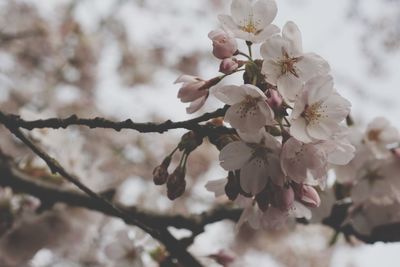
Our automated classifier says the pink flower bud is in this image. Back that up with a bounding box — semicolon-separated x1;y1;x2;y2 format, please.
219;58;239;74
208;29;237;59
266;89;283;109
299;185;321;208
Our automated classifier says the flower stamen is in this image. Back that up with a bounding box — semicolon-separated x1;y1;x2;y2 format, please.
301;101;324;124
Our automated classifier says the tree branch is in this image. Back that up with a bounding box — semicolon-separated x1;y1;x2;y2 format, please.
0;107;228;134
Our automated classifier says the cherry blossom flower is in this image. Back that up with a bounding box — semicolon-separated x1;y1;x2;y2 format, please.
333;128;374;184
347;200;400;236
208;29;238;59
364;117;400;158
261;21;330;101
281;137;328;185
351;158;400;205
316;130;355;166
219;129;283;195
235;194;311;231
289;75;351;143
175;75;209;114
213;84;274;133
218;0;279;43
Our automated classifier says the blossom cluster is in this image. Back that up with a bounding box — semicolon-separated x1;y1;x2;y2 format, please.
173;0;356;230
335;117;400;235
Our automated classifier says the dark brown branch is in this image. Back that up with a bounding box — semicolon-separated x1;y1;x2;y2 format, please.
0;106;228;134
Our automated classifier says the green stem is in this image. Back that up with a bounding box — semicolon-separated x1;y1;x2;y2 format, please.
246;41;253;59
237;51;252;60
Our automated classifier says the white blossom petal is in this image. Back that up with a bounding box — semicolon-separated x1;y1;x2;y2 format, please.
290;118;313;143
231;0;253;26
205;178;227;197
289;201;312;220
253;0;278;27
219;141;253;171
260;35;288;60
240;158;269;195
225;102;268;132
218;14;240;33
297;52;330;81
186;95;207;114
251;24;280;43
282;21;303;55
277;73;303;102
305;75;334;103
261;59;281;85
213;85;246;105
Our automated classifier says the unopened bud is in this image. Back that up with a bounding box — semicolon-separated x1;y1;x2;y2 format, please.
266;89;283;110
299;185;321;208
166;167;186;200
208;29;238;59
219;58;239;74
178;131;203;154
152;157;171;185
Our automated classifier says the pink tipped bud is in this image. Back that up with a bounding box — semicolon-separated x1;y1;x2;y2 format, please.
266;89;283;109
219;58;239;74
166;167;186;200
208;29;238;59
299;185;321;208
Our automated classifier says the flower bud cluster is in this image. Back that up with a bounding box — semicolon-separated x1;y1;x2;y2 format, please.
152;131;204;200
